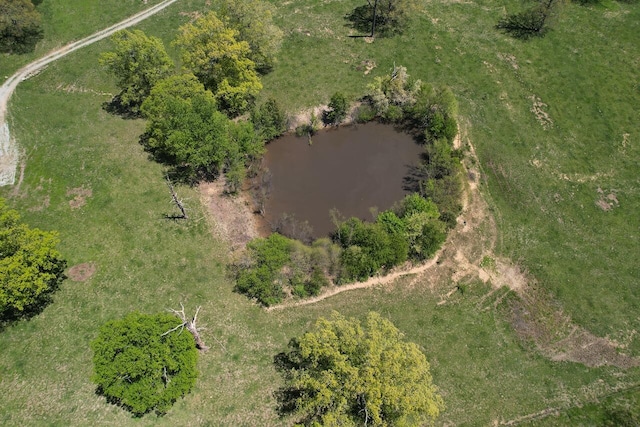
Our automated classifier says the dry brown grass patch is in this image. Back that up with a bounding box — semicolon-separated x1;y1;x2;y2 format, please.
67;262;97;282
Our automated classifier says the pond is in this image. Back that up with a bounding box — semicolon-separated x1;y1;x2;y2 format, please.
262;121;424;238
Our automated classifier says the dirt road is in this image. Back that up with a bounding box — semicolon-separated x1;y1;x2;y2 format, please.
0;0;180;186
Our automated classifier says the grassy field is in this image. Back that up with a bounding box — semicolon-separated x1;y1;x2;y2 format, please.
0;0;639;425
0;0;165;82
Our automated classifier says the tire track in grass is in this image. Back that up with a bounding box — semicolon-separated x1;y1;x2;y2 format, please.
0;0;181;186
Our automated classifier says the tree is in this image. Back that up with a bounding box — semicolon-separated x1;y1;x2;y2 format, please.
141;74;263;181
214;0;283;71
276;311;444;426
323;92;349;126
250;98;287;142
496;0;564;39
234;233;292;306
100;30;174;114
0;0;43;53
91;312;198;416
0;198;66;319
347;0;419;37
174;12;262;116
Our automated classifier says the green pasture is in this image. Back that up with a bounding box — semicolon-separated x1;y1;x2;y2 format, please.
0;0;638;425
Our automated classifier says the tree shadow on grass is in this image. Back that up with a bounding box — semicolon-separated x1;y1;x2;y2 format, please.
345;4;375;36
102;94;142;120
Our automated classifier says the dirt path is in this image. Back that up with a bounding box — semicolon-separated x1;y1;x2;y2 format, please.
0;0;181;186
253;119;639;369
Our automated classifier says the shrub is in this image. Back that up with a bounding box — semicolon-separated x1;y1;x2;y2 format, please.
355;103;377;123
323;92;348;125
250;98;287;142
91;312;198;416
497;7;548;39
382;104;404;123
234;233;292;306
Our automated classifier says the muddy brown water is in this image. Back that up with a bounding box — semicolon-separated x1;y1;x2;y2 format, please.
262;122;424;238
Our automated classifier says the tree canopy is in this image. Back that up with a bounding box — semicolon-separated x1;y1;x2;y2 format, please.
0;198;66;319
100;29;174;114
0;0;43;53
174;12;262;116
213;0;283;71
91;312;198;416
140;73;263;182
276;311;444;426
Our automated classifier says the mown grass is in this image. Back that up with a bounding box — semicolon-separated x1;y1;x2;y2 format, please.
0;0;639;425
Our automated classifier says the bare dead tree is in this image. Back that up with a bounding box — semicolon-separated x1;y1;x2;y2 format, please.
163;303;210;351
252;167;273;216
165;175;188;219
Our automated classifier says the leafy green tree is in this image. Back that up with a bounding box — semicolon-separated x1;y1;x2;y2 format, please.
234;233;292;306
323;92;349;126
100;30;174;114
141;74;262;181
250;98;287;142
373;0;420;34
91;312;198;416
0;0;43;53
0;198;66;319
174;12;262;116
337;217;408;282
276;311;444;426
496;0;563;39
214;0;283;71
396;194;447;259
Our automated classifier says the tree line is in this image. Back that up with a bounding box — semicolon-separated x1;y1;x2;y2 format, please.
99;1;286;189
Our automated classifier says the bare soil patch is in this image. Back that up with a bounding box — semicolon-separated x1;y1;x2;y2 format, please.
595;187;619;211
199;176;260;252
66;186;92;209
67;262;97;282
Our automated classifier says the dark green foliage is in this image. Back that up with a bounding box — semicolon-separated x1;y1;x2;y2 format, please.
140;74;263;182
397;193;439;218
0;0;43;53
496;7;548;39
234;233;292;306
428;110;458;142
413;219;447;259
0;198;66;320
382;104;404;123
355;103;377;123
346;0;420;36
403;85;458;143
234;233;340;304
275;312;444;426
337;218;408;282
306;267;328;296
91;312;198;416
420;174;463;229
250;98;287;142
323;92;348;125
395;194;448;259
